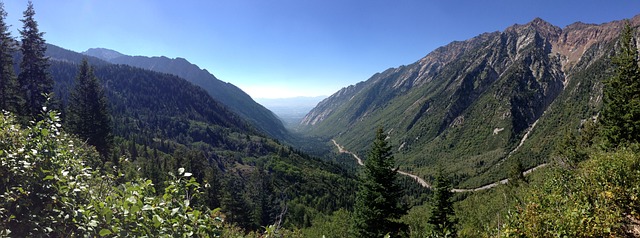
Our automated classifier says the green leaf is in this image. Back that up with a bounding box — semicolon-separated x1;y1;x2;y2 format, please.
105;209;113;224
153;214;163;228
126;196;137;204
88;220;98;227
99;228;112;237
142;204;153;211
171;207;179;216
131;204;141;214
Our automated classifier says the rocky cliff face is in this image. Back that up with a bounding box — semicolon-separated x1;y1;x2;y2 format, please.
301;15;639;187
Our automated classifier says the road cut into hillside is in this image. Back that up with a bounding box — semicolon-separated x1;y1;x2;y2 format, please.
331;139;548;193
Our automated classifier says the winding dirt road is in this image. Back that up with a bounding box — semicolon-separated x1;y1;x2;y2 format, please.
332;139;431;188
331;139;548;193
332;139;364;166
450;163;548;192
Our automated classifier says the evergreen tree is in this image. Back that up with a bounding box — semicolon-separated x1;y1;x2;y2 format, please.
553;127;584;168
507;159;526;186
601;22;640;147
353;127;407;237
428;171;457;237
18;1;52;119
0;2;20;112
66;58;113;157
220;176;252;228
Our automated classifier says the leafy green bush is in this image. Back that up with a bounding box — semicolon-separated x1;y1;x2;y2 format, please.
0;109;98;236
83;168;224;237
0;110;224;237
501;148;640;237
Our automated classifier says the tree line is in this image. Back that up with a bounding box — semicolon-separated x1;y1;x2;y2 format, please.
0;1;111;158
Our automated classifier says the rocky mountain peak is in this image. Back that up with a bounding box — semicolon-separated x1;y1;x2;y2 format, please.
505;17;562;42
552;15;638;70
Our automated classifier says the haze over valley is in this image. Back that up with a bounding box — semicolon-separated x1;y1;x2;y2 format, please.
255;96;326;129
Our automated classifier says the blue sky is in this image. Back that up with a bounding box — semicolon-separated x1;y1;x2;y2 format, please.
3;1;640;98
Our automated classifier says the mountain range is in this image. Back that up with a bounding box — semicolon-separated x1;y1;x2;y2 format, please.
301;15;640;187
82;48;288;140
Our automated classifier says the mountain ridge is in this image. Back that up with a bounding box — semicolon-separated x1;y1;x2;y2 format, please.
83;48;288;140
301;15;639;187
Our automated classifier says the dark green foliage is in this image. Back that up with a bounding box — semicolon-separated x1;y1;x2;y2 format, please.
507;159;526;186
220;175;252;228
66;58;112;157
86;168;225;237
553;127;586;168
579;118;598;148
601;23;640;147
428;171;457;237
17;1;52;119
46;49;358;232
0;109;100;236
0;111;225;236
353;127;407;237
86;50;289;140
0;2;21;113
300;209;354;237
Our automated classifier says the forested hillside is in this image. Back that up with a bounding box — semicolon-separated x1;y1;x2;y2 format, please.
48;47;358;231
82;48;289;140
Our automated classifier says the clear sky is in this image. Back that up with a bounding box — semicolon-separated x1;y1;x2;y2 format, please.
3;1;640;99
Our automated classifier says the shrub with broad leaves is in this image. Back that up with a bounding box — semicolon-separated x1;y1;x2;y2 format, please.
0;110;224;237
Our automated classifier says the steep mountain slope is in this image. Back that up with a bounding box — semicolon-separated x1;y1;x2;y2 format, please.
301;15;640;187
83;48;288;140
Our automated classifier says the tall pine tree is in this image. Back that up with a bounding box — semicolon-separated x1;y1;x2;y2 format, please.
427;170;457;237
67;58;113;157
18;1;52;119
353;127;407;237
0;2;20;113
601;22;640;147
